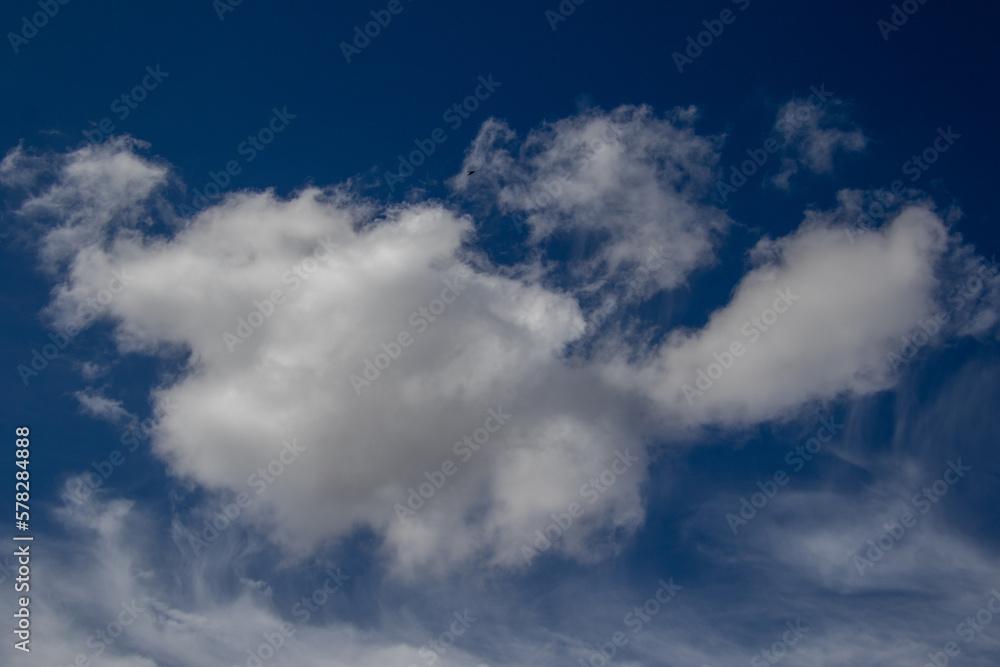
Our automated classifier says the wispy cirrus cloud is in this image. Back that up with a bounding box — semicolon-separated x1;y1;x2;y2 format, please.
3;100;999;667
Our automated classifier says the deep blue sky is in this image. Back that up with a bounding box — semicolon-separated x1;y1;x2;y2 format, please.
3;0;997;225
2;2;1000;666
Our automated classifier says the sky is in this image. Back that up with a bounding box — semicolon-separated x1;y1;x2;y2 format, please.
1;1;1000;666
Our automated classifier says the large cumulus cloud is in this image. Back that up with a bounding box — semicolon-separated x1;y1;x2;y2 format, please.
5;105;996;583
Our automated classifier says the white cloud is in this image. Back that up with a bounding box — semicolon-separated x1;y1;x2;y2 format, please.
0;492;497;667
11;139;654;576
600;204;956;427
4;136;169;271
18;482;999;667
452;105;730;299
4;105;996;584
74;388;132;423
771;97;867;189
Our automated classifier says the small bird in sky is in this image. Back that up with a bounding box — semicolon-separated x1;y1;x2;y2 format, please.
467;170;475;175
